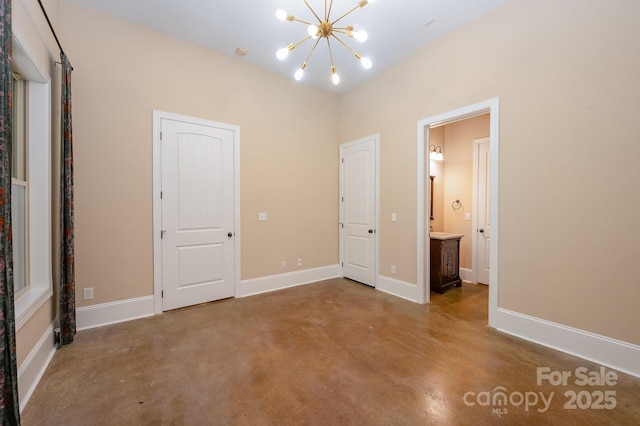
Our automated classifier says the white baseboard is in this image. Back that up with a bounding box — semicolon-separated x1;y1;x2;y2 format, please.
496;308;640;378
238;264;340;298
18;321;57;412
77;296;155;331
459;267;473;282
377;275;418;302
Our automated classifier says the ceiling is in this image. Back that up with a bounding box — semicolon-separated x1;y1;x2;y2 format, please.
67;0;510;93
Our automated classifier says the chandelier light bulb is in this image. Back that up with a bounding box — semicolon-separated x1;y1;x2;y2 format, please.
307;24;319;38
360;57;372;69
353;30;368;42
332;71;340;85
295;62;307;81
276;47;290;60
275;9;288;20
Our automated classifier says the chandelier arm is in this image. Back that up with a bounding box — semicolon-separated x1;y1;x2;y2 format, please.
303;0;323;23
331;33;362;58
302;37;322;65
290;35;314;50
326;0;334;21
290;17;315;26
326;38;335;68
331;0;367;26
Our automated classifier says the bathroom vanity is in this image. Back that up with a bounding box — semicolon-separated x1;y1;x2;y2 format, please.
429;233;464;293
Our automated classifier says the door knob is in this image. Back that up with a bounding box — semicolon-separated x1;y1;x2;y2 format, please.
479;229;484;233
227;232;233;238
368;229;374;234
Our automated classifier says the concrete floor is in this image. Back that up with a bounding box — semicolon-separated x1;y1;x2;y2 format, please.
22;278;640;425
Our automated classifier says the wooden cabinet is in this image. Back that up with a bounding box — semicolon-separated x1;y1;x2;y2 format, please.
430;235;462;293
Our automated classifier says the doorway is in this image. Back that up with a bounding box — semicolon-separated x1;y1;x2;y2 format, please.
417;98;499;327
152;111;241;313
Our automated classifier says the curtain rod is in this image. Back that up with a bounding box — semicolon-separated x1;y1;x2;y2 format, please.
36;0;66;57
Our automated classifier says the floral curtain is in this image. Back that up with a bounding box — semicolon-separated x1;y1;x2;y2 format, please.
0;0;21;422
59;52;75;345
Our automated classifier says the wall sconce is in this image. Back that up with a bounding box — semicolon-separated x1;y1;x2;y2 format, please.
429;145;444;161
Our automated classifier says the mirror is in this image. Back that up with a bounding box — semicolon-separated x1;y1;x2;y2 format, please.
429;175;435;220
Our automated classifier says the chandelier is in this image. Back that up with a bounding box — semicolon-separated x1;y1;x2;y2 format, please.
275;0;374;85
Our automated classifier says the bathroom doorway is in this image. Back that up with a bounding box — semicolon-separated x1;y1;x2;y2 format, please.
429;115;490;286
416;98;499;327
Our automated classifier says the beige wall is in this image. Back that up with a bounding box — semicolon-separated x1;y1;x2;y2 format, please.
51;0;640;348
58;1;339;306
442;114;490;269
339;0;640;345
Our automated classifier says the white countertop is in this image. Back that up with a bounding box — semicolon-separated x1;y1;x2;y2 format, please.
429;232;464;240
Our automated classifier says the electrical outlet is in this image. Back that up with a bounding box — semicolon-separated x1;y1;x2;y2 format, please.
259;212;267;221
83;287;94;300
391;265;397;275
281;261;287;269
297;258;303;267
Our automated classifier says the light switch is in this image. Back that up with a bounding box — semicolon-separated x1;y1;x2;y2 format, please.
259;212;267;221
391;212;397;222
465;213;471;221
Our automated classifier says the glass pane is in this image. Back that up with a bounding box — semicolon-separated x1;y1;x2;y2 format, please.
12;76;27;181
11;184;26;294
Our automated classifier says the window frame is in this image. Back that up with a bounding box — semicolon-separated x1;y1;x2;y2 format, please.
13;30;54;331
12;72;30;298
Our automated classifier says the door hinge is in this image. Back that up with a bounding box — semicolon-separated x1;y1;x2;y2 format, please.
341;196;344;202
160;191;163;199
341;158;344;163
341;262;344;267
161;230;166;239
160;131;163;140
340;223;344;229
161;290;164;298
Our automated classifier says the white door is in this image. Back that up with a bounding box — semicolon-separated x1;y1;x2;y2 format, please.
161;118;235;310
475;138;490;285
340;136;377;287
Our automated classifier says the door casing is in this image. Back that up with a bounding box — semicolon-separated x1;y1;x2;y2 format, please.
152;110;241;314
417;98;499;327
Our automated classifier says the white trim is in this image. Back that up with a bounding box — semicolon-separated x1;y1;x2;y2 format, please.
18;321;57;412
339;134;380;288
12;23;51;84
377;275;418;302
76;296;155;331
238;265;340;298
417;126;428;305
152;110;241;314
417;98;500;328
497;308;640;378
459;267;473;283
15;288;52;331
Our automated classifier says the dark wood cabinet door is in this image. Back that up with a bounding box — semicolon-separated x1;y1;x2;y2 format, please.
430;237;462;293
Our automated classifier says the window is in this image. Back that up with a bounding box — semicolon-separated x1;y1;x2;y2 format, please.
12;36;53;330
12;73;29;297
